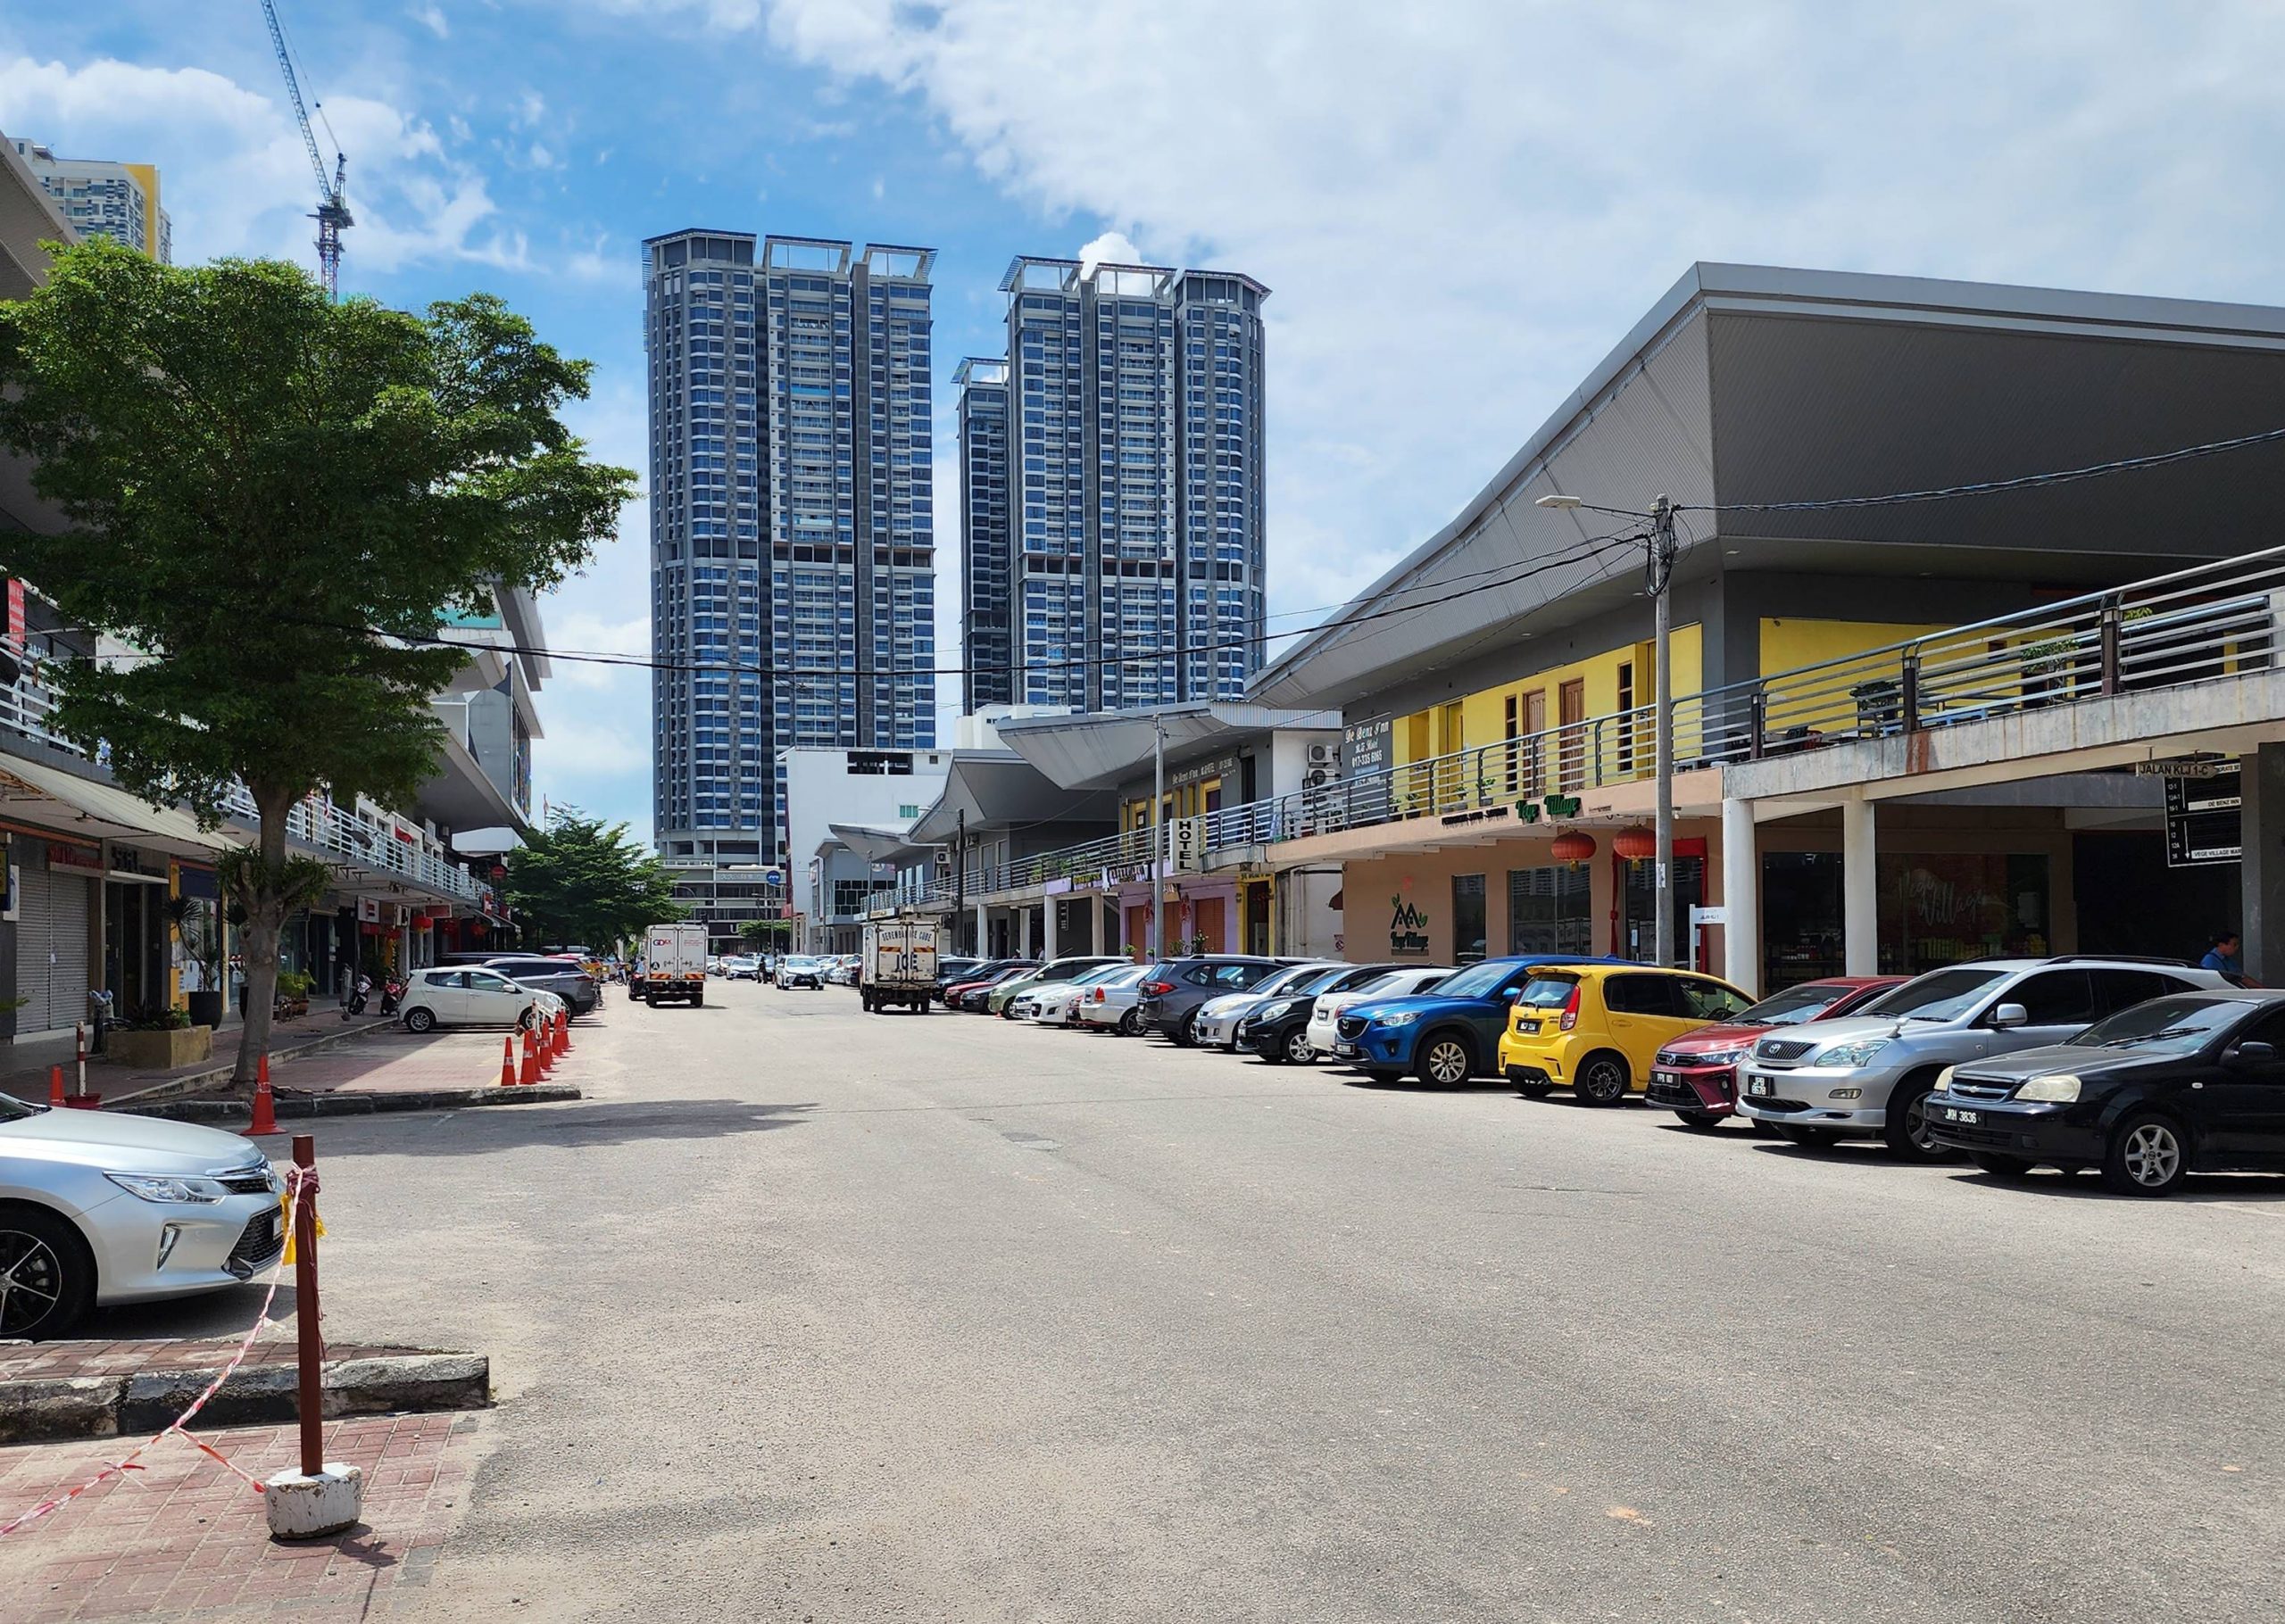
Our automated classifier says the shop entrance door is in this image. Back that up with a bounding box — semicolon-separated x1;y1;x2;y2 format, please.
1191;895;1227;954
1242;882;1271;956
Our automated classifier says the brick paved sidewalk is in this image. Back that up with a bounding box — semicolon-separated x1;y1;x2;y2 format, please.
237;1029;536;1098
0;1016;402;1110
0;1412;484;1620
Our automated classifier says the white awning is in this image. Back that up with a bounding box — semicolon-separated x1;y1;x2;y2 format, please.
0;756;228;859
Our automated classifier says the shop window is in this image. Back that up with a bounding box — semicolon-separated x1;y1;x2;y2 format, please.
1877;852;2049;975
1622;856;1706;967
1508;866;1590;957
1761;852;1843;990
1452;874;1487;964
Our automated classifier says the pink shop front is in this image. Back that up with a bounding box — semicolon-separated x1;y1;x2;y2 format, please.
1115;876;1239;958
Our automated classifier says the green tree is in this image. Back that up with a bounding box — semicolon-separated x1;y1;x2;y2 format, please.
737;918;793;949
0;242;635;1081
504;809;684;952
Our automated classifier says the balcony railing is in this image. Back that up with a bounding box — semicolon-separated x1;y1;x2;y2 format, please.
943;539;2285;898
217;788;482;903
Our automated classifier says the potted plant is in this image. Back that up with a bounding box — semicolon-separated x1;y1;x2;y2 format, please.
274;970;314;1020
162;895;227;1030
107;1004;212;1070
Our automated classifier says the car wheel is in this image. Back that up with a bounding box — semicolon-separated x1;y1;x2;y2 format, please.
1882;1075;1951;1160
518;1007;538;1032
1778;1124;1837;1148
0;1205;94;1340
1284;1028;1316;1065
1576;1053;1631;1106
2102;1112;2189;1197
1970;1151;2036;1179
1118;1008;1143;1036
1516;1081;1556;1099
1172;1011;1200;1047
1674;1109;1724;1131
1417;1032;1474;1089
403;1006;436;1034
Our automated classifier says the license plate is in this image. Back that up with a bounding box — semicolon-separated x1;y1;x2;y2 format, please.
1940;1106;1982;1125
1514;1019;1541;1035
1334;1041;1358;1057
1745;1073;1774;1098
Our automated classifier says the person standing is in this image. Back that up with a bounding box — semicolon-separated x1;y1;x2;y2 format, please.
2202;932;2243;975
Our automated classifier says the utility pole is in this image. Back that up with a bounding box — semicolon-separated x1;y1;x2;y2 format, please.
952;808;968;955
1649;494;1679;968
1145;710;1166;958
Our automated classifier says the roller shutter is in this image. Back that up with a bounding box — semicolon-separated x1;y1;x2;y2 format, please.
12;866;92;1037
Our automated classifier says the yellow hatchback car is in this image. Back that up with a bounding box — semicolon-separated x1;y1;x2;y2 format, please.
1498;964;1754;1106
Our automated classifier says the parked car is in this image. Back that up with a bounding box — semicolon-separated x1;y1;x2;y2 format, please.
1304;965;1454;1060
719;956;761;982
1642;976;1905;1127
777;956;827;990
1737;956;2226;1157
1136;956;1299;1044
991;957;1126;1017
1500;964;1757;1106
1236;963;1417;1064
930;957;984;1003
1925;989;2285;1194
827;956;862;986
1193;962;1346;1049
400;965;559;1033
946;963;1036;1011
1076;965;1154;1033
0;1096;285;1338
468;954;601;1015
1018;963;1133;1025
1334;956;1618;1087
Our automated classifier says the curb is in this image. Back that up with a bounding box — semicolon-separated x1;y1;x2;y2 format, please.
126;1085;582;1123
0;1353;491;1446
105;1017;408;1107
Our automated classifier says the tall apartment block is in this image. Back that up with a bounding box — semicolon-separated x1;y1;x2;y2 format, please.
7;139;170;261
960;257;1267;712
644;229;937;896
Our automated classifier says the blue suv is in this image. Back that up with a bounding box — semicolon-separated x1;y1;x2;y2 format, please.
1332;956;1620;1087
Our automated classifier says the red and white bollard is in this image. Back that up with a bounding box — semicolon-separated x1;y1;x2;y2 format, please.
263;1139;361;1540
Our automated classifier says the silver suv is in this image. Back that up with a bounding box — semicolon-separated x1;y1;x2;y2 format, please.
1736;957;2227;1158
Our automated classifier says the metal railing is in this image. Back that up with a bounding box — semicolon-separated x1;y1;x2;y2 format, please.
941;541;2285;899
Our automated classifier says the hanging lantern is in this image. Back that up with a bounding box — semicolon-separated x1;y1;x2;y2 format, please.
1611;825;1658;861
411;913;434;930
1550;829;1598;865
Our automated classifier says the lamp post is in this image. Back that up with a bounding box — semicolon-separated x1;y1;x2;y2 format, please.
1535;491;1680;967
1145;709;1166;959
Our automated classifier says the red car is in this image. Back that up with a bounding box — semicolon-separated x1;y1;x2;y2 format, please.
1643;976;1907;1128
944;964;1036;1012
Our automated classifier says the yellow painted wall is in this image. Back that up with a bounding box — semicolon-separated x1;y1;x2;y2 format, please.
1759;617;1948;675
121;163;162;259
1392;624;1705;766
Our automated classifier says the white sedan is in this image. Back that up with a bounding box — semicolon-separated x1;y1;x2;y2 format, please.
399;965;562;1033
1075;965;1152;1033
1031;965;1142;1026
0;1098;283;1338
1303;965;1456;1058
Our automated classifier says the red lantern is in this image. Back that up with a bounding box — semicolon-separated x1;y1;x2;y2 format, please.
1611;825;1657;861
1550;829;1598;864
411;913;434;930
489;864;507;881
469;919;488;937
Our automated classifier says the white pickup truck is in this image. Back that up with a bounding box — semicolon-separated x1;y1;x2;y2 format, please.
637;922;708;1007
860;921;938;1014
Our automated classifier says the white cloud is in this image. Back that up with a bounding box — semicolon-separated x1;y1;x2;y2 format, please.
753;0;2285;626
1076;229;1141;275
411;4;450;39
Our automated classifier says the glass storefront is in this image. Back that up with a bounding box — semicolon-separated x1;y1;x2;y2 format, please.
1621;856;1705;966
1508;866;1591;957
1451;874;1487;964
1880;852;2050;974
1762;851;1843;989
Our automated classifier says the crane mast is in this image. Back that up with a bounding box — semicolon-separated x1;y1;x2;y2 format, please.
258;0;351;299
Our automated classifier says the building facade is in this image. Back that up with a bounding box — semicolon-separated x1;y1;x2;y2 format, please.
644;229;938;915
959;257;1267;714
8;139;170;262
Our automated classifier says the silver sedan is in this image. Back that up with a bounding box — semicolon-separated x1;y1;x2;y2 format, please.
0;1096;283;1339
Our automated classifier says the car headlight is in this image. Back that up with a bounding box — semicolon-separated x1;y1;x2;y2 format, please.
1378;1011;1420;1028
1695;1047;1749;1066
1256;1000;1295;1021
1934;1065;1956;1094
105;1172;229;1205
1815;1038;1890;1069
2015;1073;2081;1104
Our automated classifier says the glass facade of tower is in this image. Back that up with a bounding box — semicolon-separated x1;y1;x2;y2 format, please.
960;256;1266;713
645;230;935;872
954;358;1011;713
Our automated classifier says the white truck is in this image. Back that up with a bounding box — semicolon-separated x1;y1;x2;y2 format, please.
860;920;938;1014
637;922;708;1007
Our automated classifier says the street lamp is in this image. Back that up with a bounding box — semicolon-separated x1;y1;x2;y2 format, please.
1533;490;1681;967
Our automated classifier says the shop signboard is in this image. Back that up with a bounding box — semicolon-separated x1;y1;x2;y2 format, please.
46;841;103;874
2165;758;2241;867
1389;895;1431;955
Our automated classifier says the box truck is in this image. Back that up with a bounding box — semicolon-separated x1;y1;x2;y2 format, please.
638;922;708;1007
860;921;938;1014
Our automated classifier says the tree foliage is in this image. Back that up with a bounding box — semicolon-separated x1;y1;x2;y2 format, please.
505;809;685;951
0;242;636;1078
737;918;793;948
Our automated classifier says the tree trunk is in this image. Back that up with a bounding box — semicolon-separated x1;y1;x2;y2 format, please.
230;781;294;1086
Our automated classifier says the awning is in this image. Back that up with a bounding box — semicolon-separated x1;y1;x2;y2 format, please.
0;756;228;858
995;704;1342;791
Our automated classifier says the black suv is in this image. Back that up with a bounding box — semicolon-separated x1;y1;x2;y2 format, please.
1235;963;1413;1064
1137;956;1298;1045
1926;988;2285;1195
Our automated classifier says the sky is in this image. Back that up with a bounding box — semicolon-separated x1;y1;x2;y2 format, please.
4;2;2283;847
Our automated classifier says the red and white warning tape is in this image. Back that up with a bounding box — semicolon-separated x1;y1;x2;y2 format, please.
0;1174;309;1538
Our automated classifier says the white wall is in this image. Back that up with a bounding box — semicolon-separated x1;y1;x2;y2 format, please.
1267;730;1343;800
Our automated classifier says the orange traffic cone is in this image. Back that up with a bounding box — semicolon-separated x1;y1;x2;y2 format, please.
499;1033;518;1088
47;1065;64;1108
557;1010;573;1054
245;1053;278;1137
518;1026;539;1085
536;1022;555;1076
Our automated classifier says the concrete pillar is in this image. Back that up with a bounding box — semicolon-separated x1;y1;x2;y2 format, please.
1720;798;1762;996
973;902;986;957
1841;798;1878;977
2243;743;2285;984
1043;899;1059;960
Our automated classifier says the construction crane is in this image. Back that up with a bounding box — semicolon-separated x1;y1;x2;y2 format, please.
259;0;351;299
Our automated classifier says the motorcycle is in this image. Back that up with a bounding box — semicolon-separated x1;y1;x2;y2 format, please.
343;973;373;1019
379;977;404;1016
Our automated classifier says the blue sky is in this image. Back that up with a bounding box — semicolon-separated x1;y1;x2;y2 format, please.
7;2;2284;843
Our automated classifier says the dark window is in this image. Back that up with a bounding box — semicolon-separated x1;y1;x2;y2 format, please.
2090;968;2194;1016
2007;970;2098;1027
1508;866;1591;957
1452;874;1487;964
1605;974;1682;1016
1183;965;1221;986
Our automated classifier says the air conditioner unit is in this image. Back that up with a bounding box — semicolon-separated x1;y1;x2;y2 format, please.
1306;742;1338;766
1301;768;1332;791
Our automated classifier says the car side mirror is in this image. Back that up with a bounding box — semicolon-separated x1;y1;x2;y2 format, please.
1988;1002;2029;1030
2231;1040;2278;1066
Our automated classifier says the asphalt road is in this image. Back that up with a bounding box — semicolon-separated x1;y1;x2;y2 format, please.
261;982;2285;1621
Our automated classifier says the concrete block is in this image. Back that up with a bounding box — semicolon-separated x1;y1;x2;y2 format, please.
0;1377;126;1444
263;1461;363;1539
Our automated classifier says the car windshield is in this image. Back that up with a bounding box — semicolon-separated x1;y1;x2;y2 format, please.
1065;965;1126;989
1098;965;1147;986
1862;967;2006;1021
1737;983;1857;1026
1436;960;1517;999
1294;965;1355;995
0;1095;43;1123
2073;995;2244;1054
1516;974;1581;1007
1253;964;1326;997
